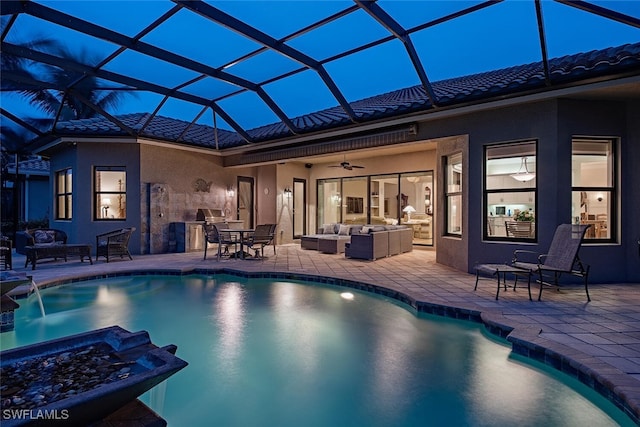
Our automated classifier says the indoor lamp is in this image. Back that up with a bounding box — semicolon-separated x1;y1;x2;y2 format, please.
510;157;536;182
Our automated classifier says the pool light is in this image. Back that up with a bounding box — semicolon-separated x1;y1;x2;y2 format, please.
340;292;354;300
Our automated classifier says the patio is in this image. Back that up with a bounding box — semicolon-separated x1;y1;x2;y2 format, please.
4;245;640;423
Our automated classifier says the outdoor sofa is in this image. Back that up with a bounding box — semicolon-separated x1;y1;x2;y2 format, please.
301;223;413;259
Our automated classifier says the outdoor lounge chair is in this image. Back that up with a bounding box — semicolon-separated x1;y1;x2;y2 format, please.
512;223;591;301
243;224;276;259
96;227;135;262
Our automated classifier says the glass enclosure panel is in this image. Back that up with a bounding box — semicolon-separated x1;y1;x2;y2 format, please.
447;195;462;235
572;140;612;187
342;177;368;224
317;179;341;227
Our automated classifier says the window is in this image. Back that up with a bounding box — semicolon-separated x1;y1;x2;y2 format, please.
484;141;537;240
445;153;463;235
55;168;72;220
572;138;616;241
95;167;126;220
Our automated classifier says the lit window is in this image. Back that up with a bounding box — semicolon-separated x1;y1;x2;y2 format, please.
445;153;462;235
55;168;72;220
95;167;126;220
484;141;537;240
572;138;616;241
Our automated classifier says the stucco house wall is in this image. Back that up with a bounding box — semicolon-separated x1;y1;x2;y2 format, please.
411;98;639;282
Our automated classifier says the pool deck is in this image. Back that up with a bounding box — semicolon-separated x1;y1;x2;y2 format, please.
4;245;640;423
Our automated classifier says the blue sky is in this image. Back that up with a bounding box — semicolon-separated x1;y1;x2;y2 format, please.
2;0;639;135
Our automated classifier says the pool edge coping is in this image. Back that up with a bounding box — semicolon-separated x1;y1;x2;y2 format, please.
11;267;640;425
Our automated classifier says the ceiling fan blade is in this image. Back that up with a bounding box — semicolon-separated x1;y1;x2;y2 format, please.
352;165;365;169
344;165;353;170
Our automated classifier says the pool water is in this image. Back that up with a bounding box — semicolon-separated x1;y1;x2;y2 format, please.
1;275;633;426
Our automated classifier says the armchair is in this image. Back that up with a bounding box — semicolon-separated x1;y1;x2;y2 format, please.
96;228;135;262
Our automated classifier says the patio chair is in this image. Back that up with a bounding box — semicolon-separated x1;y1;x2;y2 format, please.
210;223;239;260
96;227;135;263
512;224;591;301
243;224;276;259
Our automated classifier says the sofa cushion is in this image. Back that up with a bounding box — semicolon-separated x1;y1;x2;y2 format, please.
322;224;337;234
338;224;351;236
34;230;55;244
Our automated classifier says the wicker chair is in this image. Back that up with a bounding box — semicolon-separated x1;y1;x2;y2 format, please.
96;228;135;262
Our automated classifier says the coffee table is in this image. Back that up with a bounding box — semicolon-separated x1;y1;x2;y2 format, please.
317;236;349;254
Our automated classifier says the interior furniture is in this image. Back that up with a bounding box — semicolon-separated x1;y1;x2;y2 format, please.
512;224;591;301
474;263;532;300
96;228;135;263
505;221;534;238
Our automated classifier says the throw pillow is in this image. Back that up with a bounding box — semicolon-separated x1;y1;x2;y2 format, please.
361;226;373;234
323;224;336;234
34;230;55;244
338;224;350;236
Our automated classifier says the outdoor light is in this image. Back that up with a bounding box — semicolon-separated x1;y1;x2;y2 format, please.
226;186;235;197
510;157;536;182
284;187;292;198
403;205;416;221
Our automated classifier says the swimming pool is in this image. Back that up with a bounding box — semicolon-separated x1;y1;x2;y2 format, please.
1;274;633;426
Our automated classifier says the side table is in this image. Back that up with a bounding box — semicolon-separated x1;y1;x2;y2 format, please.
474;263;532;300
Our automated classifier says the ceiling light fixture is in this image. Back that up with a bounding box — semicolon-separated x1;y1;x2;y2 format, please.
510;157;535;182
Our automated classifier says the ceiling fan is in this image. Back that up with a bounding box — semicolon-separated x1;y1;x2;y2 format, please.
328;156;364;170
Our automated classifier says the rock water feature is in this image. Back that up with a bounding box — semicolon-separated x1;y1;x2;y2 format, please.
0;326;188;426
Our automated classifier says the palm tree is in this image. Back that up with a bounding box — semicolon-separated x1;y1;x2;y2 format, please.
1;36;135;237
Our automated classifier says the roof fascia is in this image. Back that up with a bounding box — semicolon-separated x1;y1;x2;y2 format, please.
223;74;640;158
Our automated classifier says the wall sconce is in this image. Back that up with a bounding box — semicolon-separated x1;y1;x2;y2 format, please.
284;186;292;198
227;186;235;197
596;193;604;202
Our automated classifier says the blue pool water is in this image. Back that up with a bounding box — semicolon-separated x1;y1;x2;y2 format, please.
1;274;633;426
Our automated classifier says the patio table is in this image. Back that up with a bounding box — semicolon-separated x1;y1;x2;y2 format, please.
219;229;254;259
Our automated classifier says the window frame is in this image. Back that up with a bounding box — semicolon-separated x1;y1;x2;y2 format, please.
571;137;617;243
94;166;127;221
444;152;463;236
55;168;73;220
483;140;538;242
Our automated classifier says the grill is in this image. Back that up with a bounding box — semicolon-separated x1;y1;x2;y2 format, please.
196;208;225;223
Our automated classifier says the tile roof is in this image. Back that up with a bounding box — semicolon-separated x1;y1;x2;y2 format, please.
50;42;640;149
6;158;50;175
